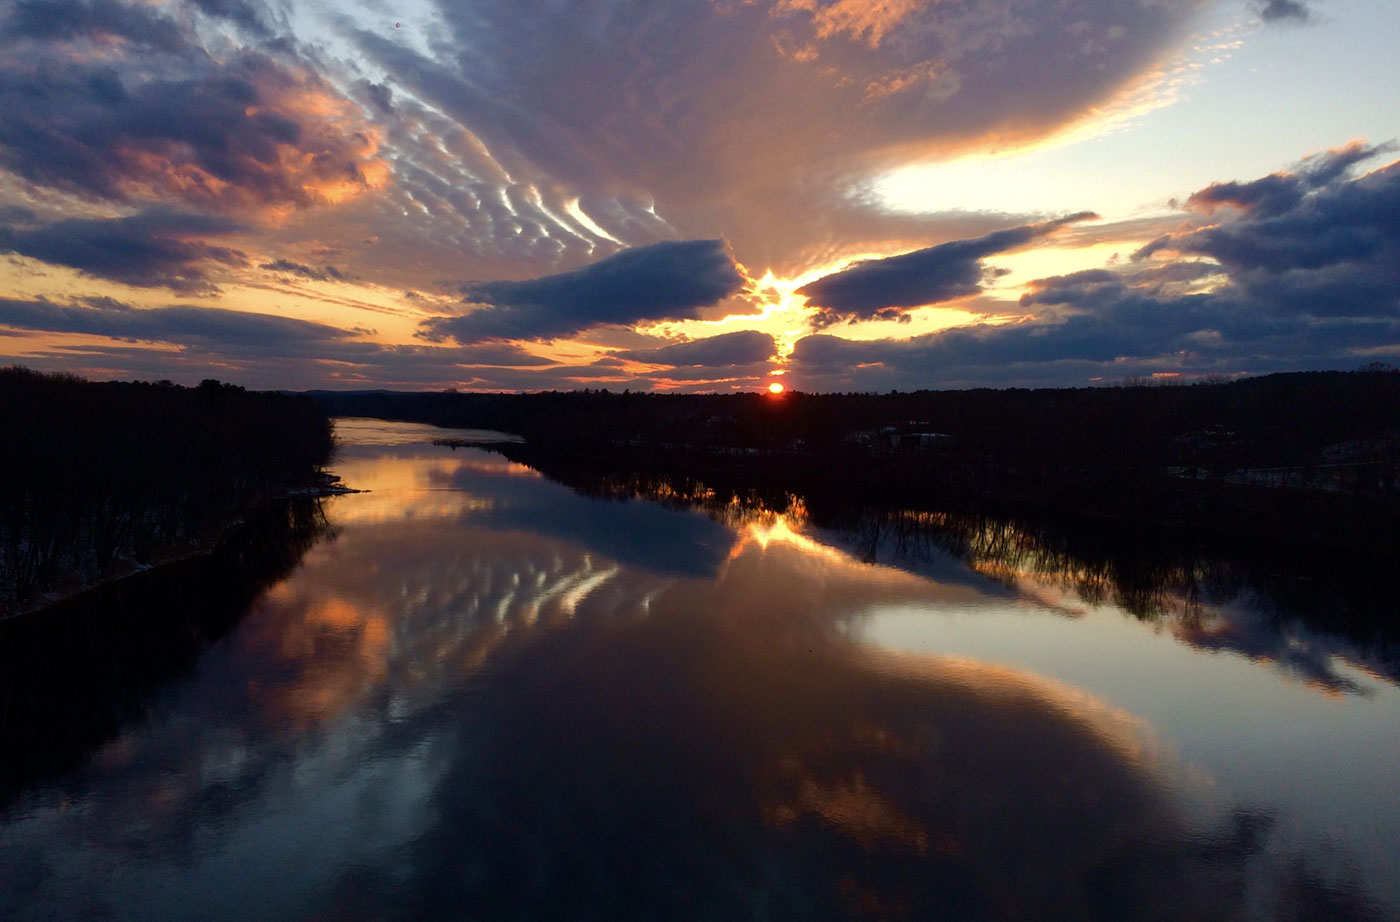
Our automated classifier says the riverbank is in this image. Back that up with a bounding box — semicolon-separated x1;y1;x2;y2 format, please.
0;479;353;622
1;369;337;614
486;436;1400;559
312;369;1400;557
0;496;329;798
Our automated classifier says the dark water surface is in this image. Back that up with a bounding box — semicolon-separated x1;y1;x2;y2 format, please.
2;418;1397;921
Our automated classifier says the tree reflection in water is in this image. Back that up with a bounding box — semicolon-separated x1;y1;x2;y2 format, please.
0;497;329;800
542;467;1400;693
1;432;1394;922
824;506;1400;694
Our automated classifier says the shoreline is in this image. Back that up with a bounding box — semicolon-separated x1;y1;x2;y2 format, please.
485;439;1400;559
1;482;359;623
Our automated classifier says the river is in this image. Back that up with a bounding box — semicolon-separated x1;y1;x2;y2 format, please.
2;417;1396;921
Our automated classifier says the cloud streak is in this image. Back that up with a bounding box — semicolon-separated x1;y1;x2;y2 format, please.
0;208;247;293
798;213;1096;326
259;259;350;283
617;330;777;367
340;0;1203;273
0;297;569;389
0;296;351;349
422;240;745;344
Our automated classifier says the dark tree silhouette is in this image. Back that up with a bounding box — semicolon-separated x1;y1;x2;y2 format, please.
1;367;334;611
313;369;1400;553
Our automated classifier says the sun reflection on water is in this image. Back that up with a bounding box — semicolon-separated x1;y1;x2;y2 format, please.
3;419;1397;921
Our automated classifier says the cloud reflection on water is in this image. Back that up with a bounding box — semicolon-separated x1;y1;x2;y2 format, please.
818;507;1400;695
305;536;1263;922
2;425;1395;922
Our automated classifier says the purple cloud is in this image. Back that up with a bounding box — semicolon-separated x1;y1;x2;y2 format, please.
618;330;777;367
422;240;745;343
798;213;1096;327
787;149;1400;391
0;209;247;293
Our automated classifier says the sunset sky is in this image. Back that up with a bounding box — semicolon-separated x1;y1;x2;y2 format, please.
1;0;1396;392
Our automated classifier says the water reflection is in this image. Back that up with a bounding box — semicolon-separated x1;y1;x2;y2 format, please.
0;497;327;800
322;540;1220;922
0;421;1395;922
816;508;1400;695
532;462;1399;694
331;448;733;580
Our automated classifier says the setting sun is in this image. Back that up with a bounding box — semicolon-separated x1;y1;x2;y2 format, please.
767;382;786;395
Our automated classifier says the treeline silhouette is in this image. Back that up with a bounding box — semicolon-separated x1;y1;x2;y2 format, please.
312;368;1400;553
1;368;335;612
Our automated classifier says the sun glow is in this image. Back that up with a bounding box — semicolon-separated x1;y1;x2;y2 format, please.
767;381;786;395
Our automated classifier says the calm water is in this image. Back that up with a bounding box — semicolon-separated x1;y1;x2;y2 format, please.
2;418;1397;921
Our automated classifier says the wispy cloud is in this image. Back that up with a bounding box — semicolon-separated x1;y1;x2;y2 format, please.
259;259;351;283
340;0;1204;273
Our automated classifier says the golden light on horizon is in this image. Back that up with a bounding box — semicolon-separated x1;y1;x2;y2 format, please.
767;381;786;395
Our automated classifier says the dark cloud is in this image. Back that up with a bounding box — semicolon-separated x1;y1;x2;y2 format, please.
617;330;776;367
1258;0;1312;23
421;240;745;344
1136;147;1400;316
787;151;1400;391
0;297;562;390
0;296;348;349
186;0;276;36
363;81;394;115
0;0;188;52
0;209;247;293
0;46;385;212
798;213;1096;327
1182;142;1385;217
260;259;349;283
789;271;1395;390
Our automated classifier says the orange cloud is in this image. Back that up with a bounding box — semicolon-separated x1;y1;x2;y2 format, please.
777;0;924;48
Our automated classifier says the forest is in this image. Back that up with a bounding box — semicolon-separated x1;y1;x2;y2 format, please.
0;368;335;614
313;368;1400;554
